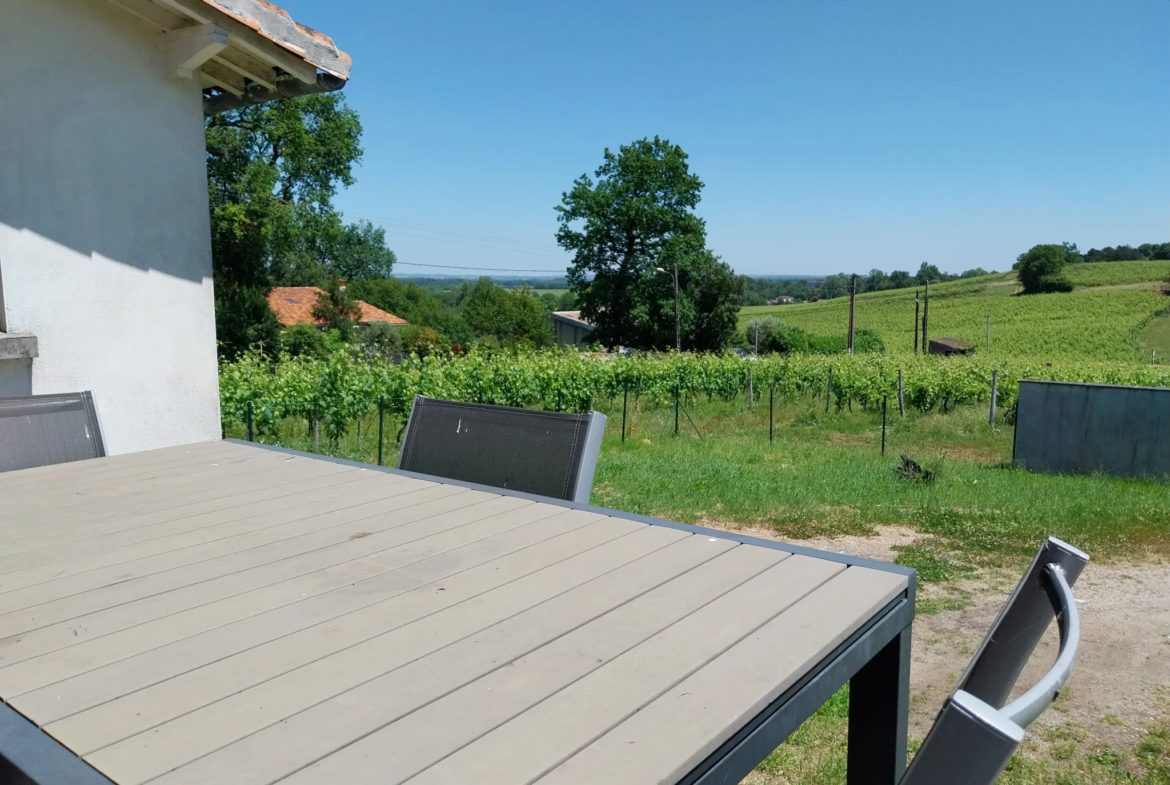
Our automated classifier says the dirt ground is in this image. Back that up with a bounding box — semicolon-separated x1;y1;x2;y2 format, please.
721;524;1170;758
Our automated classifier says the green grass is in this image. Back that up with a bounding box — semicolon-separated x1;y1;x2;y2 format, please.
738;264;1169;362
1139;309;1170;362
1065;260;1170;288
590;398;1170;564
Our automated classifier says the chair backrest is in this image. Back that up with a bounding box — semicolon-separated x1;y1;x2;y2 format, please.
0;392;106;473
901;537;1089;785
397;396;607;503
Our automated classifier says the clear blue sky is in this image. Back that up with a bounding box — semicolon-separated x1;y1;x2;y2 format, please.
277;0;1170;277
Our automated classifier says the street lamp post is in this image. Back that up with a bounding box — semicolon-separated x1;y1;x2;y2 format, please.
656;264;681;352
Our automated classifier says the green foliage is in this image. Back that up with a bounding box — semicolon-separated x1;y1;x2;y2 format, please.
214;283;281;358
206;93;395;357
358;321;406;359
311;279;363;336
556;137;742;350
220;349;1170;450
1064;260;1170;288
407;326;449;357
742;318;884;355
1015;244;1075;294
347;277;473;345
459;278;555;348
279;323;330;358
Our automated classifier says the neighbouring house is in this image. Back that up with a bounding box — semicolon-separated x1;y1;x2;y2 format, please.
0;0;350;453
767;295;794;305
267;287;407;329
551;310;596;349
929;337;978;356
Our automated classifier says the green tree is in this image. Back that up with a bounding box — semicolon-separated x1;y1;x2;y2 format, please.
460;278;554;347
311;279;363;336
556;137;740;350
1014;244;1075;294
206;93;394;356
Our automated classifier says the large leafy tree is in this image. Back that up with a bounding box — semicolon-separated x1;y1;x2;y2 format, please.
206;93;395;356
556;137;741;350
1014;244;1075;294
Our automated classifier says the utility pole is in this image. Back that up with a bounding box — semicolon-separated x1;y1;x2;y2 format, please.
921;280;930;354
847;274;857;354
914;290;920;354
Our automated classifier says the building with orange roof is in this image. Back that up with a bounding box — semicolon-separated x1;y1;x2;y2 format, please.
267;287;408;329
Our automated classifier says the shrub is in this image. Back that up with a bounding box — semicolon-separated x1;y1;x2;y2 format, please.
407;325;448;357
280;323;329;358
1015;244;1075;294
359;321;406;358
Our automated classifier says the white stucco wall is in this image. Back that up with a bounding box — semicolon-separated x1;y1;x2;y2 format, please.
0;0;221;454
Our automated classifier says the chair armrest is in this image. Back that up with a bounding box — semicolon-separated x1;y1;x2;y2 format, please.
1002;564;1080;728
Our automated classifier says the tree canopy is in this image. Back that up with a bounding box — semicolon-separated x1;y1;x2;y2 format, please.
206;93;396;356
556;137;741;350
1014;244;1075;294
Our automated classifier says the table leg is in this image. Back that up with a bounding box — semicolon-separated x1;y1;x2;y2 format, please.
847;625;911;785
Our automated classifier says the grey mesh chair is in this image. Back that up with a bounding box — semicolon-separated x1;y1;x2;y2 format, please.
397;396;606;503
902;537;1089;785
0;392;106;473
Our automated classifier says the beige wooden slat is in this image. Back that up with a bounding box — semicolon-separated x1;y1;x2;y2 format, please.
0;443;258;508
0;449;266;524
139;537;758;785
0;485;488;626
401;556;854;785
0;441;226;491
292;553;832;785
0;468;387;577
0;460;363;558
1;452;343;532
0;446;287;519
532;568;909;785
0;440;264;500
0;494;560;700
0;473;413;596
42;512;639;748
0;488;502;679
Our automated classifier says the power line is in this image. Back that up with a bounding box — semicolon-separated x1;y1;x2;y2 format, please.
394;261;567;273
344;211;563;254
376;227;566;258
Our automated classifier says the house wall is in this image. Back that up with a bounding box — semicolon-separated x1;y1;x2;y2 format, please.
0;0;221;453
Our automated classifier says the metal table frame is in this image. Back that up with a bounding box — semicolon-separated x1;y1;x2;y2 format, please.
1;440;916;785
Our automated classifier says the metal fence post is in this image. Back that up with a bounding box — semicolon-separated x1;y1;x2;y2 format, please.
377;395;385;466
825;368;833;413
882;396;888;455
898;370;905;418
246;401;254;442
313;412;320;452
621;387;628;443
673;386;683;435
990;371;999;426
769;384;774;443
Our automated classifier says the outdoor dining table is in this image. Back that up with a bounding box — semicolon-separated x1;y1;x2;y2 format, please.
0;439;915;785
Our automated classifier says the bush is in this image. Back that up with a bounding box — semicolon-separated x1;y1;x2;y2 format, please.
359;321;406;358
280;323;330;358
407;325;448;357
1015;244;1075;294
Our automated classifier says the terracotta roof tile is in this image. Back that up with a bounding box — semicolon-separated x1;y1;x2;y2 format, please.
267;287;407;328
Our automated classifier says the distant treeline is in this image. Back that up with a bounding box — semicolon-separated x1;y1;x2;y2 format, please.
1079;243;1170;263
741;262;989;305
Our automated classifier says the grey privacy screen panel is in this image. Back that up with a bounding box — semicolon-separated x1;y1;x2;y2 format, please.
0;392;105;473
1013;380;1170;478
398;397;604;502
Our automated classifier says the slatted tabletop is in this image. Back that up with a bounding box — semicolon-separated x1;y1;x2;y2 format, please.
0;441;910;785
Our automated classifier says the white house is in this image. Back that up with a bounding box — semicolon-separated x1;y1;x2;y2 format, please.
0;0;350;454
